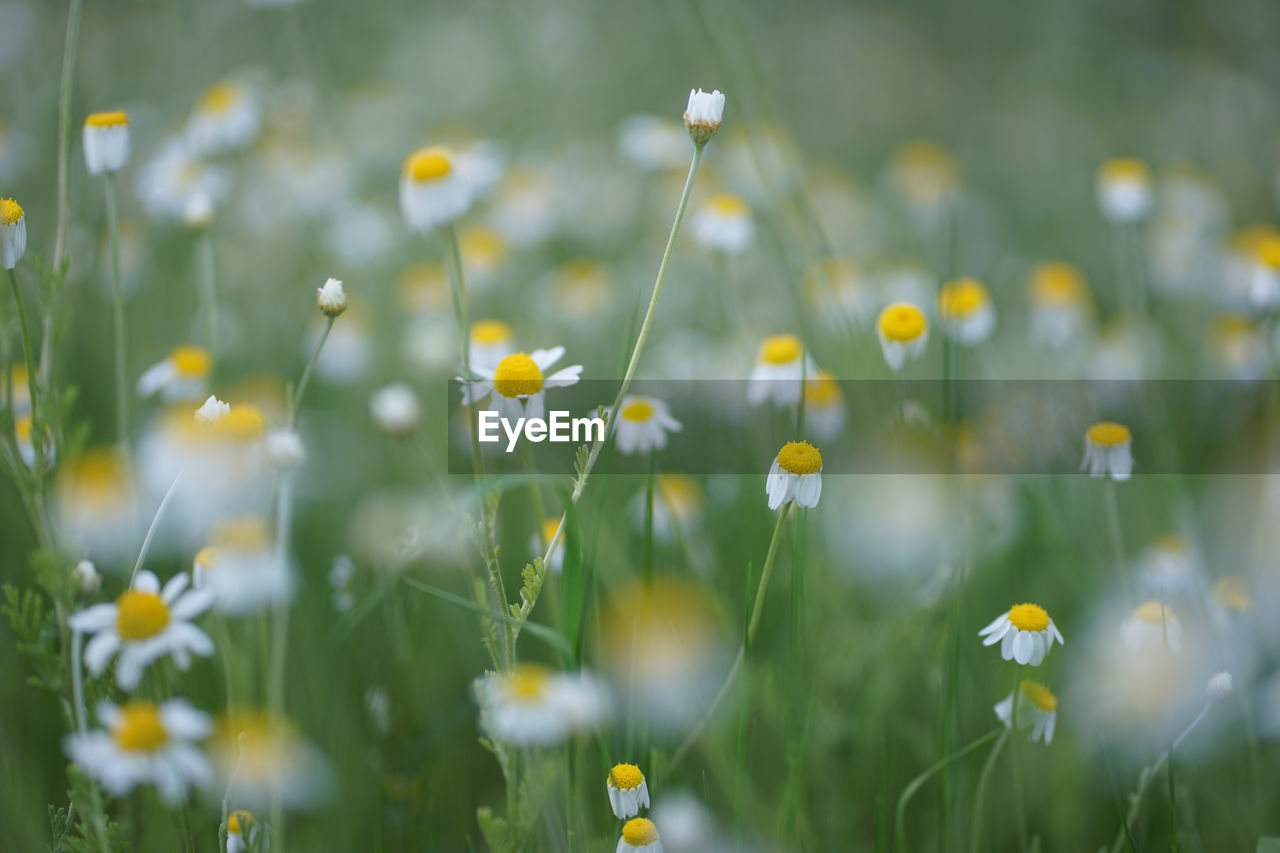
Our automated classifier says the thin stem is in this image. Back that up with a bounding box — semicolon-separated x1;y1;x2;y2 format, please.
8;270;41;438
287;316;333;430
70;630;88;732
746;502;791;649
131;470;184;584
1010;680;1029;851
968;729;1009;853
103;175;129;449
894;728;1002;853
441;222;484;482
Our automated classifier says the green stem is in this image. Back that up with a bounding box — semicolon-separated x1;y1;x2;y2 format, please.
746;501;791;649
968;730;1009;853
1010;680;1029;851
441;222;485;481
287;316;333;430
130;469;184;584
895;728;1002;853
103;175;129;449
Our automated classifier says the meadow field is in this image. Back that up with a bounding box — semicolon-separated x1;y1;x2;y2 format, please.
2;0;1280;850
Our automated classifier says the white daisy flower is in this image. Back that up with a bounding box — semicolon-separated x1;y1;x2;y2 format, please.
618;115;690;172
14;414;51;470
370;382;421;435
886;140;959;215
54;448;140;566
399;145;473;232
691;192;753;254
530;517;567;574
316;277;347;317
83;111;131;176
1211;575;1253;619
469;319;516;373
606;763;651;820
193;517;292;616
802;370;846;441
65;699;213;802
994;680;1058;744
747;334;814;407
1206;671;1233;701
617;817;665;853
978;603;1065;666
1206;314;1270;380
628;474;704;543
461;347;583;423
1097;157;1152;224
208;709;333;809
613;396;681;456
1;197;27;270
876;302;929;371
684;87;725;145
1135;533;1201;598
766;441;823;511
225;810;262;853
1027;261;1093;349
458;226;509;292
136;344;214;401
937;277;996;345
1121;601;1182;653
68;570;215;690
185;81;261;155
265;429;306;472
135;138;229;221
476;664;610;747
1082;421;1133;481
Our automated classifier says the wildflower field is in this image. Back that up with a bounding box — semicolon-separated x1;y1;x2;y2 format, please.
4;0;1280;850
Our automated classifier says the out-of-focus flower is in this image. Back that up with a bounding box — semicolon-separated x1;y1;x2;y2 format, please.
876;302;929;371
1207;671;1233;700
1212;574;1253;615
806;259;877;330
225;810;261;853
1027;261;1093;349
265;429;305;472
14;413;52;469
630;474;704;543
64;699;213;802
548;259;614;321
802;370;846;441
1121;601;1182;653
530;517;567;574
137;345;214;401
400;145;472;232
606;763;650;820
1082;421;1133;481
748;334;812;407
72;560;101;594
136;138;229;220
683;88;725;145
475;664;610;746
209;708;333;809
186;81;261;155
1206;314;1269;380
469;319;516;373
193;517;292;616
650;792;713;853
979;603;1064;666
329;554;355;612
55;448;139;564
691;193;752;254
617;817;664;853
886;139;958;215
316;277;347;317
370;382;420;435
613;396;681;456
461;347;582;422
766;440;823;511
489;165;561;247
1135;533;1200;598
1097;157;1152;223
458;226;508;291
994;680;1058;744
619;115;690;172
83;111;130;175
1;197;27;269
68;569;214;689
312;309;372;384
937;277;995;345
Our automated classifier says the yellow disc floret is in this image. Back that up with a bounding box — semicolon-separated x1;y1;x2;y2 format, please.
227;810;254;836
198;82;241;115
0;198;23;225
938;277;989;319
608;763;644;790
170;344;212;378
1099;157;1150;184
1133;600;1172;624
112;701;169;752
1007;603;1050;633
541;517;562;547
212;516;273;550
215;406;267;441
1213;575;1253;612
471;319;513;345
878;303;927;342
621;817;659;846
804;371;842;406
1087;421;1130;447
116;590;171;641
760;334;803;365
85;110;129;128
620;399;655;423
1019;680;1058;712
404;146;453;182
709;193;749;217
1030;262;1088;306
777;440;822;475
504;664;551;702
492;353;543;398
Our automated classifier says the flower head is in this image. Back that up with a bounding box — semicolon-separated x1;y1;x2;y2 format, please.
1028;261;1092;348
766;440;823;510
1121;600;1182;653
137;345;213;401
186;81;260;155
475;664;610;746
1097;157;1152;223
994;680;1058;744
1082;421;1133;481
606;763;651;819
317;277;347;317
748;334;814;407
692;192;752;253
370;382;421;435
1;197;27;270
193;516;292;616
614;396;682;456
876;302;929;370
684;88;725;145
83;111;131;175
400;145;473;232
617;817;664;853
461;346;582;422
979;603;1064;666
937;277;995;344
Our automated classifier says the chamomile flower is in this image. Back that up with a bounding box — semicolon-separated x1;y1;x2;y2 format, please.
606;763;650;819
461;347;583;422
979;603;1065;666
64;699;213;802
209;708;333;809
613;396;681;455
136;345;214;401
1097;157;1152;223
83;111;131;175
802;370;846;441
1212;574;1253;616
135;138;229;220
470;319;516;372
14;414;48;469
226;810;262;853
68;570;215;690
369;382;421;435
458;226;508;291
937;277;995;344
317;277;347;317
55;448;140;563
1082;421;1133;481
748;334;813;407
490;165;562;247
8;363;32;415
806;259;877;330
629;474;704;543
475;664;610;746
1136;533;1201;597
531;517;567;574
1206;314;1269;380
1;197;26;269
1121;600;1182;653
186;81;261;155
876;302;929;370
1028;261;1093;348
766;440;823;510
193;517;292;616
691;193;752;254
887;139;959;216
618;817;664;853
400;145;473;232
683;88;725;145
994;680;1058;744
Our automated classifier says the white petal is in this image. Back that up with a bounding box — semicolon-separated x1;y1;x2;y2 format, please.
162;572;190;603
982;622;1011;647
1000;629;1017;660
529;346;565;369
84;631;121;675
136;361;175;398
134;571;161;594
978;613;1008;637
544;365;583;388
69;603;117;634
170;587;215;621
1012;631;1032;665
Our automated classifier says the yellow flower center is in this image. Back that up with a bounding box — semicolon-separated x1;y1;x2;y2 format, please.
215;406;268;441
112;702;169;752
1151;532;1188;553
85;110;129;128
1087;421;1130;447
1030;262;1087;305
1255;235;1280;270
804;371;841;406
1007;603;1050;633
15;415;32;442
1099;157;1150;184
709;193;749;217
609;763;644;790
66;449;130;503
620;399;655;423
198;83;241;115
760;334;803;365
116;590;171;641
228;810;253;836
621;818;659;846
1133;600;1172;624
541;517;562;547
471;319;513;346
878;303;927;342
938;277;989;319
656;474;701;514
777;440;822;475
461;227;507;264
1019;680;1058;712
0;198;23;225
404;146;453;182
170;344;212;378
492;353;544;398
1212;575;1253;612
505;664;551;702
212;516;273;550
195;546;219;570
